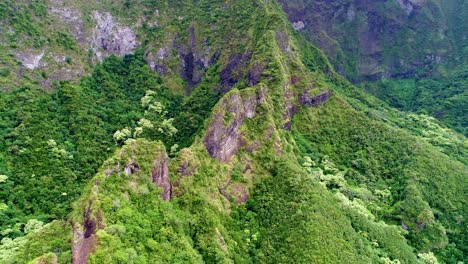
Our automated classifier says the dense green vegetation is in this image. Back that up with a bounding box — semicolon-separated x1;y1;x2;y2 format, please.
0;0;466;263
280;0;468;138
0;48;231;239
362;68;468;136
292;97;467;262
0;52;174;236
279;0;468;81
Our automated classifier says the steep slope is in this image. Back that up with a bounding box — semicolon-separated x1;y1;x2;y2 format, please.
0;0;263;229
0;0;466;264
278;0;467;81
362;69;468;136
277;0;468;135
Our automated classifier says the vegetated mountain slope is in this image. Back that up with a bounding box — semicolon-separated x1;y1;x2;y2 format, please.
0;0;261;228
278;0;467;81
362;68;468;136
278;0;468;135
0;0;466;264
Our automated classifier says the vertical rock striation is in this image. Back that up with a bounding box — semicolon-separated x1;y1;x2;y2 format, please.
204;88;265;162
151;148;171;201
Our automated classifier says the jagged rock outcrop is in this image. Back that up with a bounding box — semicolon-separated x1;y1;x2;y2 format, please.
146;27;220;95
219;51;253;92
48;4;86;42
218;180;249;205
14;51;45;70
124;162;140;176
151;148;171;201
170;148;200;197
204;88;265;163
280;82;331;130
71;205;99;264
146;46;170;75
91;11;137;60
248;62;266;86
396;0;427;15
292;21;305;30
299;90;331;107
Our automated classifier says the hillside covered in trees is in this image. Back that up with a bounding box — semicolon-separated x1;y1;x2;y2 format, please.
0;0;466;263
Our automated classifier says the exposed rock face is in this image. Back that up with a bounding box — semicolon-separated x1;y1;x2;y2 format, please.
292;21;305;30
276;31;291;53
204;88;265;163
91;11;137;60
247;62;266;86
396;0;427;15
299;90;331;107
49;4;86;42
151;149;171;201
124;162;140;176
396;0;415;14
148;47;170;74
14;51;45;70
148;27;219;94
146;41;173;75
281;76;301;131
218;180;249;205
231;184;249;204
219;51;253;92
171;148;199;197
72;206;98;264
179;26;204;92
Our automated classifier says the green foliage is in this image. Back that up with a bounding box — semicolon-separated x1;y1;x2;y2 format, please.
172;68;222;149
55;32;77;51
0;220;71;264
292;97;467;263
0;52;172;238
71;140;207;263
362;68;468;136
113;90;178;145
282;0;466;81
235;158;370;263
0;1;465;263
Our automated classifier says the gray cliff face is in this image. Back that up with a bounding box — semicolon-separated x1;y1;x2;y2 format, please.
299;90;331;107
5;5;139;90
91;11;138;60
14;51;45;70
48;7;139;58
204;89;265;163
395;0;427;15
145;26;221;95
48;3;86;42
151;149;171;201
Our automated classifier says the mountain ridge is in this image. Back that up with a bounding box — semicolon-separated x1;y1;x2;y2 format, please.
0;0;466;263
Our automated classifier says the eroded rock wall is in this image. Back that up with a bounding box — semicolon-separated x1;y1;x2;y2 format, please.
91;11;138;60
204;88;266;163
151;148;171;201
